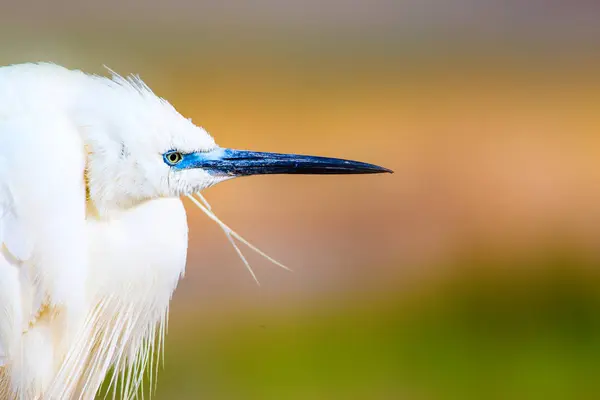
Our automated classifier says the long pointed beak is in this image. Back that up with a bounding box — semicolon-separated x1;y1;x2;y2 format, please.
178;148;393;176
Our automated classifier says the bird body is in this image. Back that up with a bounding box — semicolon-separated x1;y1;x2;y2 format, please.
0;64;190;398
0;63;390;399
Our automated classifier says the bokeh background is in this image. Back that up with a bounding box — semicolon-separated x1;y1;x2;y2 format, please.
2;1;600;399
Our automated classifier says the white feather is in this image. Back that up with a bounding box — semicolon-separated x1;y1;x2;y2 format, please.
0;63;195;399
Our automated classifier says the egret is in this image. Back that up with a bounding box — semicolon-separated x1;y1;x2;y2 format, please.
0;62;391;399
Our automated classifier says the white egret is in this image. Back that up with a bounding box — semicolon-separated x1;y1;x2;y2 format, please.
0;62;391;399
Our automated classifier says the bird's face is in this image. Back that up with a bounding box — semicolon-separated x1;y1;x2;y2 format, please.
80;72;390;216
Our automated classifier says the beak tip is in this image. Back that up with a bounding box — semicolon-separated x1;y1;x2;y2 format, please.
364;164;393;174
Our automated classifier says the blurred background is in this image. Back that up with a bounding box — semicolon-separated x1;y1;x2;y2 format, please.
2;1;600;398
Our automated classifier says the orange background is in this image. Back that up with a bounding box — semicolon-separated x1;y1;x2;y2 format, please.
2;2;600;398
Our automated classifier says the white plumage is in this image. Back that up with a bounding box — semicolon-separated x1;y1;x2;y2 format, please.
0;63;207;399
0;62;390;399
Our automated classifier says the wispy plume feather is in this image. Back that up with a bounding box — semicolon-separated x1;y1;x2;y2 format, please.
187;193;291;285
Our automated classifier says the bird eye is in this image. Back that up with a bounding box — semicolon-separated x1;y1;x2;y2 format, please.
164;151;184;166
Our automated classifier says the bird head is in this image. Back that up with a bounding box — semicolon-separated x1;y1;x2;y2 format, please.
77;70;391;216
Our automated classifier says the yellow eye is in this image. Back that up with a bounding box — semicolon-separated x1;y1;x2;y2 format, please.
165;151;183;165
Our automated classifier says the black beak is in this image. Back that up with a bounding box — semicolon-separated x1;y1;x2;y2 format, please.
179;148;393;176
